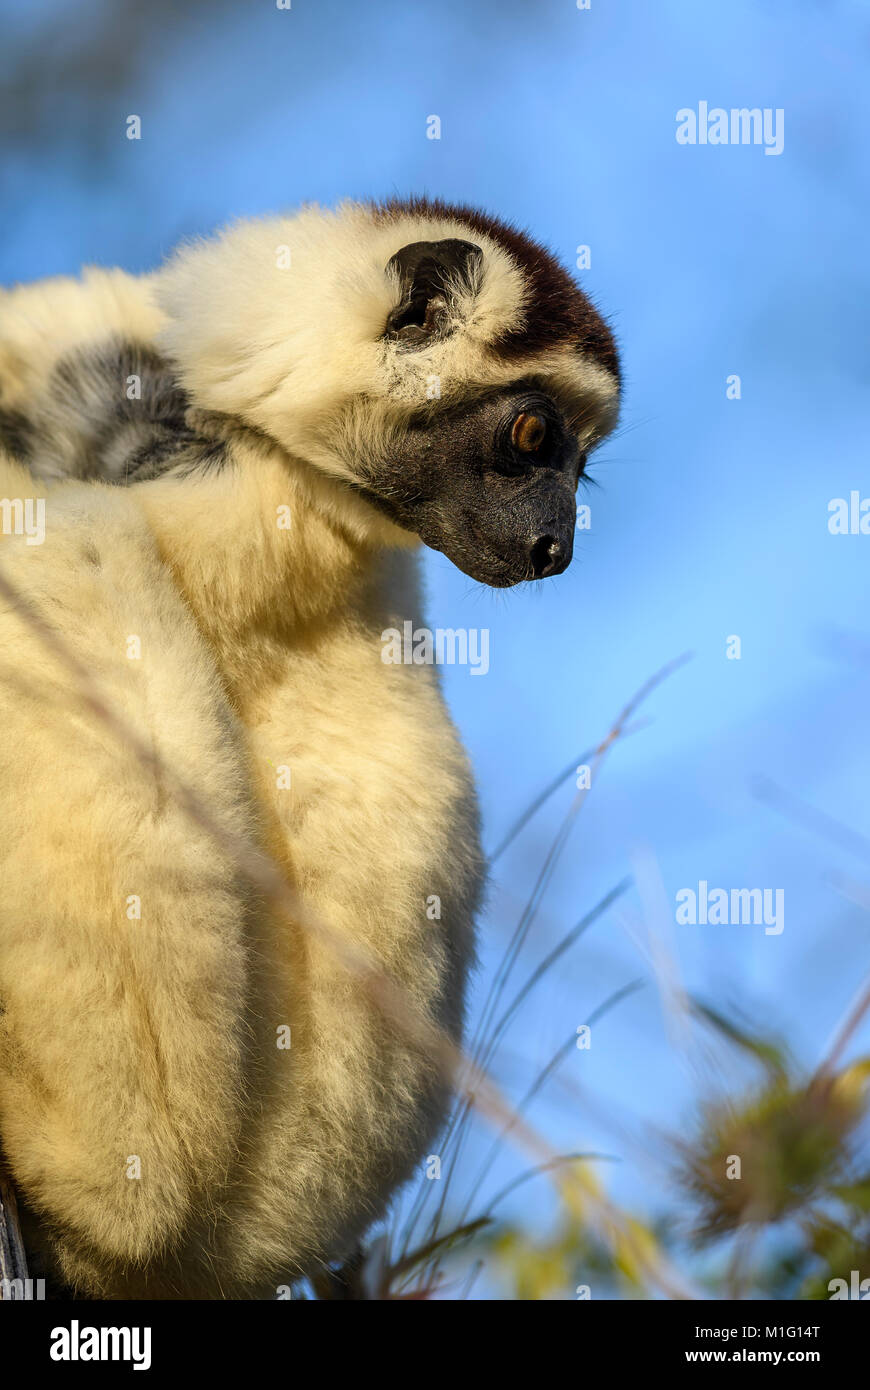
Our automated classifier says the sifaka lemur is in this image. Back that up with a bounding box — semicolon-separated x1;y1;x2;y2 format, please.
0;197;620;1298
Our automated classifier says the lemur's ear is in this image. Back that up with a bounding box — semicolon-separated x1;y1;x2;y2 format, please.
384;238;482;348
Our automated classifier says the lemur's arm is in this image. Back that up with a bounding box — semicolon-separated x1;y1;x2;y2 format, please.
0;457;257;1295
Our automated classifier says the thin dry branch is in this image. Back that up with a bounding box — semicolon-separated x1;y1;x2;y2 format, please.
0;1159;29;1299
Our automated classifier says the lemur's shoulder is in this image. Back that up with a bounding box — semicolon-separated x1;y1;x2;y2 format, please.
0;268;232;485
0;267;162;400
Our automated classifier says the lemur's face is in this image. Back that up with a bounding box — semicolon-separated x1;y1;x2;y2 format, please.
348;231;618;587
357;385;584;587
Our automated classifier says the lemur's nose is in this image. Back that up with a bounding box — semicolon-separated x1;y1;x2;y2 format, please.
528;534;569;578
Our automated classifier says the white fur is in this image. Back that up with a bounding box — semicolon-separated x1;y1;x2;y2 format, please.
0;200;616;1298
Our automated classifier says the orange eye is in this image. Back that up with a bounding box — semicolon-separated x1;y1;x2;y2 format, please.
511;411;547;453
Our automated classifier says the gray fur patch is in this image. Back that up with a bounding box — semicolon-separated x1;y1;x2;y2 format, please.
5;339;229;485
0;407;35;461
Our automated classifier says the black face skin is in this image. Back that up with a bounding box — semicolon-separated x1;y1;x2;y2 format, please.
360;235;610;586
358;385;585;587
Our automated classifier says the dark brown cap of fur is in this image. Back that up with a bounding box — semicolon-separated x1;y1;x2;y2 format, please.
372;195;620;385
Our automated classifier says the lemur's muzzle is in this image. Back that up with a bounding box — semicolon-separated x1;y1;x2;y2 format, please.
465;463;578;586
358;386;585;588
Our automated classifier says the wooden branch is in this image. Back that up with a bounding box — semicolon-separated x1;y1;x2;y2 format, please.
0;1159;30;1298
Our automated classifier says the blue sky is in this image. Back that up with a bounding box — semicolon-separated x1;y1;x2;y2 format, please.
2;0;868;1280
